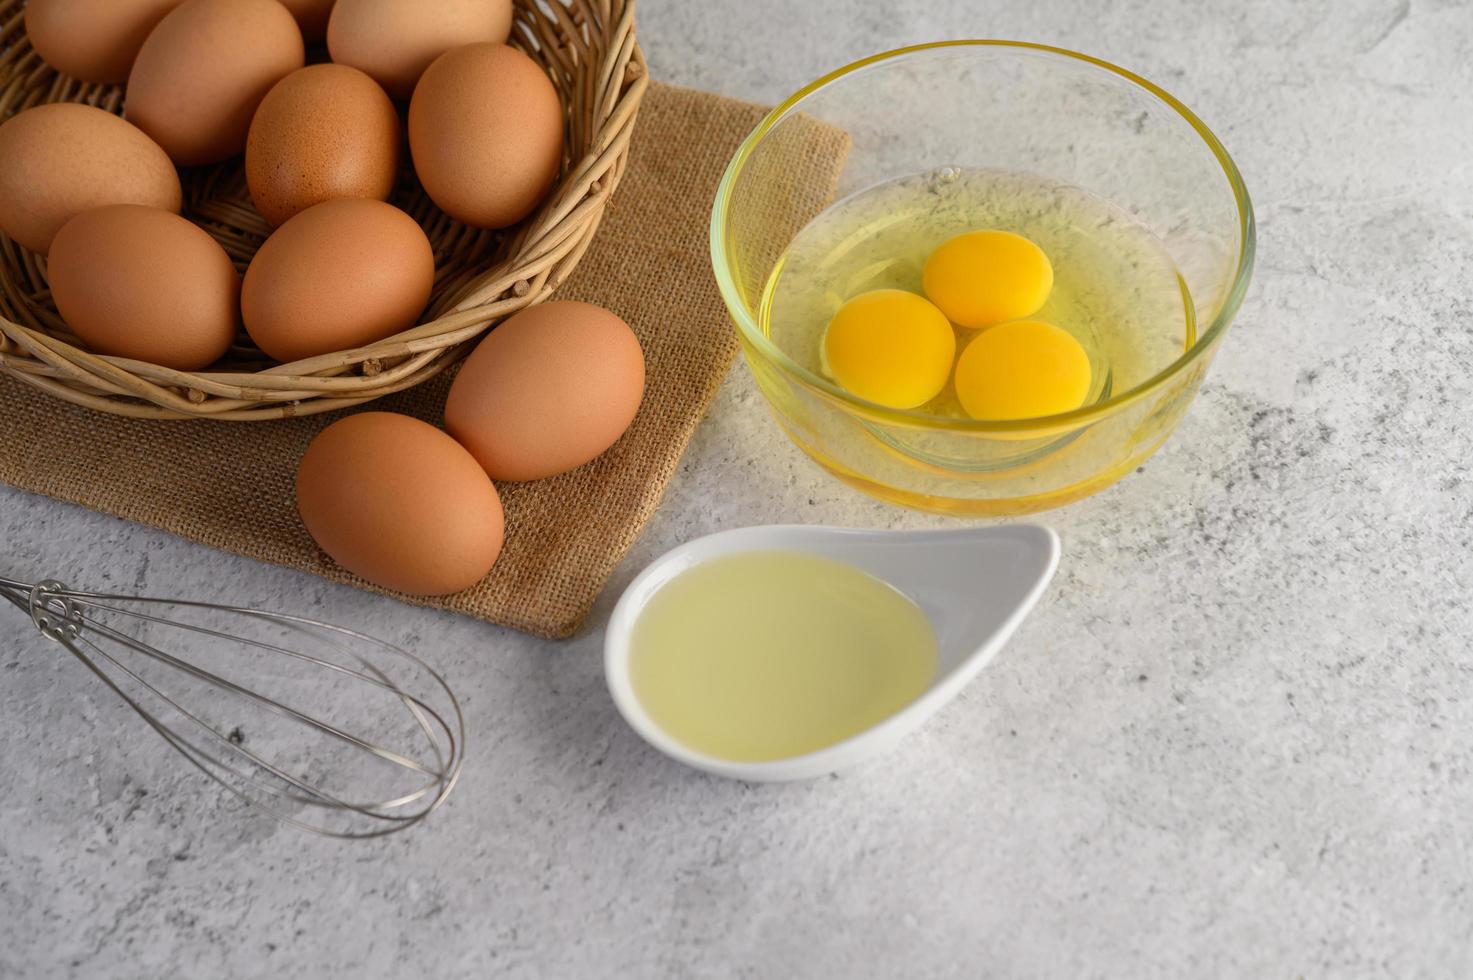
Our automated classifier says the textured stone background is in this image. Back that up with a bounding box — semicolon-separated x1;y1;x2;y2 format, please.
3;0;1471;976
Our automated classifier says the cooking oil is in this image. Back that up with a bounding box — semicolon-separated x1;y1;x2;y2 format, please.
760;167;1196;421
628;551;938;762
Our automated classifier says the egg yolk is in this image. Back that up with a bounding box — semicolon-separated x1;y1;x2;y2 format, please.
954;319;1091;421
922;230;1054;329
823;289;955;409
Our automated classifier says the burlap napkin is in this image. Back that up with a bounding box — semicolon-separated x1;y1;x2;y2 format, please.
0;81;849;639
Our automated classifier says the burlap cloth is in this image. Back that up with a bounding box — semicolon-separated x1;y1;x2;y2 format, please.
0;82;848;639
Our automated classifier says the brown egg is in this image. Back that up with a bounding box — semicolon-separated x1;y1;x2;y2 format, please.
444;301;645;482
0;104;181;254
246;64;400;227
296;412;505;595
408;44;563;230
24;0;186;85
126;0;305;166
277;0;336;41
326;0;512;101
48;205;239;371
242;199;433;363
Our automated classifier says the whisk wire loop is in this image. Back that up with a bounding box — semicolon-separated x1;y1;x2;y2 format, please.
1;575;465;839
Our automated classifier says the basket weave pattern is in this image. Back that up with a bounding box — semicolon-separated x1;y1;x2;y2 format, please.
0;0;646;420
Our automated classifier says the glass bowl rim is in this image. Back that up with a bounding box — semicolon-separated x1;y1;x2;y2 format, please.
709;39;1257;433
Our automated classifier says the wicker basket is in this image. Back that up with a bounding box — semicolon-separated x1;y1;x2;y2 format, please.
0;0;647;420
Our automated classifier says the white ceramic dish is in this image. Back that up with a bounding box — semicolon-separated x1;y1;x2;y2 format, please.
604;524;1060;781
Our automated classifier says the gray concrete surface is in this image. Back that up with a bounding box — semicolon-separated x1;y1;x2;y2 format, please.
3;0;1472;976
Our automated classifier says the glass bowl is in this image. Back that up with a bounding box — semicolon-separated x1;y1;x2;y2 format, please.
710;41;1255;515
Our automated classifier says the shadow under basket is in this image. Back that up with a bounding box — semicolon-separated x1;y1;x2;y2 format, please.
0;0;647;421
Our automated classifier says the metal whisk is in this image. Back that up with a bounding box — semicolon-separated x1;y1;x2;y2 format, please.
2;574;465;839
